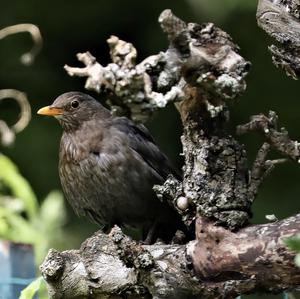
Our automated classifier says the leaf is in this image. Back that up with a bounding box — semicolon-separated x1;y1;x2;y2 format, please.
0;154;38;220
0;207;37;243
40;191;66;230
0;216;9;235
19;276;43;299
295;253;300;268
284;233;300;252
32;191;66;263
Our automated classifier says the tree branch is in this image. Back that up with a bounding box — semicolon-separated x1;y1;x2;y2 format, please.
40;215;300;299
256;0;300;79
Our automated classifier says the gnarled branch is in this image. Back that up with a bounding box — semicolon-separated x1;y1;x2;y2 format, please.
41;215;300;299
257;0;300;79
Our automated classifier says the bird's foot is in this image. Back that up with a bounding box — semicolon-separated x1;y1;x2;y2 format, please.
171;230;187;244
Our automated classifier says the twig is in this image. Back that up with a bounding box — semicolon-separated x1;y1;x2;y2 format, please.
237;111;300;161
0;89;31;146
237;111;300;198
0;24;42;65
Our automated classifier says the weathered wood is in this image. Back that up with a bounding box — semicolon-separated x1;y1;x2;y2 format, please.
40;216;300;299
257;0;300;79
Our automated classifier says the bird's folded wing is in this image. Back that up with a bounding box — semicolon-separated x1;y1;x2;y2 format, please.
111;117;181;181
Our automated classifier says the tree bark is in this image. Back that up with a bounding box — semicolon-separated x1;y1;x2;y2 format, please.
256;0;300;79
40;215;300;299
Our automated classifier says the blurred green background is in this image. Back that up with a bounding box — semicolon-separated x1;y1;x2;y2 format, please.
0;0;299;292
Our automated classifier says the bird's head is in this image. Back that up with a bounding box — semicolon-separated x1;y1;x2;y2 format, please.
37;92;110;131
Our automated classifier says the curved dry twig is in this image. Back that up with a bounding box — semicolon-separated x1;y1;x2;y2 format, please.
0;89;31;146
0;23;42;65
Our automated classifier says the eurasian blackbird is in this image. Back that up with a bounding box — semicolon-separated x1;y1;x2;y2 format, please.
37;91;184;243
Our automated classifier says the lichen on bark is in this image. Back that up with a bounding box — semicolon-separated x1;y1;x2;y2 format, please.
257;0;300;79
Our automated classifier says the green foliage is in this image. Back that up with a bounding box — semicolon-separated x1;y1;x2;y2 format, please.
285;233;300;252
0;154;66;264
0;154;67;298
284;233;300;267
0;154;38;219
19;277;44;299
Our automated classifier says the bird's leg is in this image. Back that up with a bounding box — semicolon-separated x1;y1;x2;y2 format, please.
143;220;159;245
102;225;112;234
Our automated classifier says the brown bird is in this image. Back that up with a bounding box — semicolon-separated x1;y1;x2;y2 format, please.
37;91;184;243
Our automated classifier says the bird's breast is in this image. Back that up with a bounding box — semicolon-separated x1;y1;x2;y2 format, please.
59;133;90;163
58;128;163;228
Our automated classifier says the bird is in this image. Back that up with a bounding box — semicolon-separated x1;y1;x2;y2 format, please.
37;91;185;243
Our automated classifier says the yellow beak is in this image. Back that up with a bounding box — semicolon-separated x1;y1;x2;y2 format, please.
37;106;63;116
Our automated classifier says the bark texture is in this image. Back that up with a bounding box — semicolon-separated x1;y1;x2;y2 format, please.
41;9;300;299
40;216;300;299
257;0;300;79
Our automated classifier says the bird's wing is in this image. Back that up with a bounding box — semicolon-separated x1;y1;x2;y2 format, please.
111;117;181;181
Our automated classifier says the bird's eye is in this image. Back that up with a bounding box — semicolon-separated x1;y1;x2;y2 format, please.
71;100;79;109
